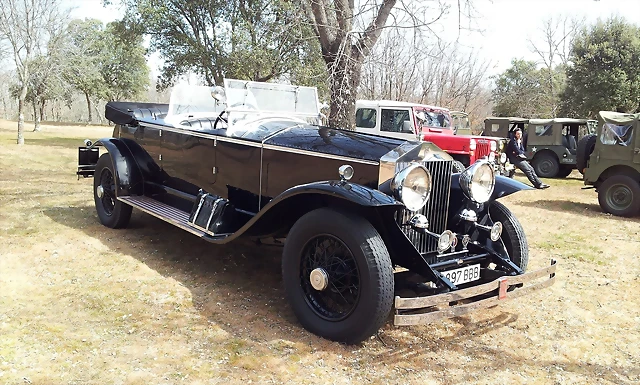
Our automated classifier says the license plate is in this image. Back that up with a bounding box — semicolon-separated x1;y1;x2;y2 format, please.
441;264;481;285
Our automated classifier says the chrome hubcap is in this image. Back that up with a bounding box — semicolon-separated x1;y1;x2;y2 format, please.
309;268;329;291
96;185;104;198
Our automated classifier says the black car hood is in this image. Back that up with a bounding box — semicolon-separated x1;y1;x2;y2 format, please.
263;125;407;162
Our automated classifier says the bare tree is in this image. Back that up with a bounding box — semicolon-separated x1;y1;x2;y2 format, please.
0;0;68;144
302;0;476;129
527;15;584;117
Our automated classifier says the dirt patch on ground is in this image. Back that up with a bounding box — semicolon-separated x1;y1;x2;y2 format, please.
0;121;638;385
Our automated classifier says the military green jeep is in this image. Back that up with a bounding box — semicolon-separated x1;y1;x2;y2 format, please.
578;111;640;217
484;117;595;178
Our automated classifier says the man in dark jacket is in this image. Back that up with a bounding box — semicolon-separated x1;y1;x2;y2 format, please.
507;128;550;189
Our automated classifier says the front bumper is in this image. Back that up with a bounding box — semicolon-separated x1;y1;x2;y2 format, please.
393;259;556;325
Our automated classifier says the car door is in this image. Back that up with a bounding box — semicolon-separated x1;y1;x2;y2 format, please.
634;120;640;164
161;129;217;196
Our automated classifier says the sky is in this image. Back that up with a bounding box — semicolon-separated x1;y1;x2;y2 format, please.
64;0;640;80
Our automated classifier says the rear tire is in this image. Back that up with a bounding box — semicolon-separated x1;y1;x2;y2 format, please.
282;208;394;344
532;152;559;178
597;175;640;217
576;134;597;174
94;153;132;228
488;201;529;271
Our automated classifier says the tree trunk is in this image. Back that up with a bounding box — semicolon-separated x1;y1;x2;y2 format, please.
85;92;93;123
327;57;363;130
40;99;46;122
33;99;41;132
17;83;28;145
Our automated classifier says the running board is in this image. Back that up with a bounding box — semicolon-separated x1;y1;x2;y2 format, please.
117;195;230;241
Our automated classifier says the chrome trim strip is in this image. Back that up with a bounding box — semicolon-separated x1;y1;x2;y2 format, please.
262;144;379;165
139;122;263;148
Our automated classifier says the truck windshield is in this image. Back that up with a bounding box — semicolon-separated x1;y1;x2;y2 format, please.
416;109;451;128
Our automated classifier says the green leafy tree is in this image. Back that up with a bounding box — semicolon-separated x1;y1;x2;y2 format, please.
61;18;150;122
108;0;325;93
561;16;640;118
491;59;564;118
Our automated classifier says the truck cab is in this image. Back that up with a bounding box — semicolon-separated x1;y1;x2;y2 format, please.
355;100;513;176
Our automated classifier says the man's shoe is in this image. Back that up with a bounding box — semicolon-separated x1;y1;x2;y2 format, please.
537;183;550;189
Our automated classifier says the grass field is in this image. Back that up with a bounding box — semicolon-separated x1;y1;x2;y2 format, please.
0;120;639;385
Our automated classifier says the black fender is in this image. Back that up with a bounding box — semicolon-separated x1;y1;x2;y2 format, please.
449;173;533;205
206;180;403;243
94;138;144;196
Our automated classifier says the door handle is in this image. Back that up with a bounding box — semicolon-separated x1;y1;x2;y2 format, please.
634;148;640;154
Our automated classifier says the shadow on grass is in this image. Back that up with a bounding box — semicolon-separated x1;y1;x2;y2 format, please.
520;198;640;223
43;204;639;384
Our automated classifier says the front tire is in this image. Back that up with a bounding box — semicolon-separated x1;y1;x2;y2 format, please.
532;152;559;178
93;153;132;228
282;208;394;344
597;175;640;217
488;201;529;271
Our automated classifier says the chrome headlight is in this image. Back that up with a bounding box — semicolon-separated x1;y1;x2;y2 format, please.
459;160;495;203
500;153;507;164
490;141;497;152
390;163;432;212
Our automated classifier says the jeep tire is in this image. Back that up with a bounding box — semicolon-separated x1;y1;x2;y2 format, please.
282;208;394;344
94;153;133;228
576;134;596;174
597;175;640;217
532;152;560;178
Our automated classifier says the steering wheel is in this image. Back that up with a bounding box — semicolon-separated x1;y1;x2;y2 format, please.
213;110;228;130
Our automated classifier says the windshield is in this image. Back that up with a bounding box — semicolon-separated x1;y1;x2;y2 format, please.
162;78;323;140
415;108;451;128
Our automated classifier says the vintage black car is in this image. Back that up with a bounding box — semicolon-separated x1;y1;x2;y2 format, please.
77;79;556;344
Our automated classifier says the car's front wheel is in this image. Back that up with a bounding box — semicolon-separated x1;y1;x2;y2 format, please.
488;201;529;271
532;152;559;178
282;208;394;344
597;175;640;217
93;153;132;228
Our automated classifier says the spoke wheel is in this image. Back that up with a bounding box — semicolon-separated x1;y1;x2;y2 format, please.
98;167;116;216
282;208;394;344
300;235;360;321
93;153;132;228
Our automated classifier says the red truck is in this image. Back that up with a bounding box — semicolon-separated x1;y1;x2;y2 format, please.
355;100;514;175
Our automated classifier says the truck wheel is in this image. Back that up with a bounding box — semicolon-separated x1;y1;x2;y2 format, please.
282;208;394;344
576;134;596;174
488;201;529;271
532;153;559;178
452;160;466;173
94;153;132;228
557;165;573;178
597;175;640;217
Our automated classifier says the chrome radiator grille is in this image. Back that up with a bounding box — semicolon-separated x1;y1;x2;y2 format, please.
394;159;453;254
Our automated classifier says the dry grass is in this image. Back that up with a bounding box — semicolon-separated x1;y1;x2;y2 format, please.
0;119;639;385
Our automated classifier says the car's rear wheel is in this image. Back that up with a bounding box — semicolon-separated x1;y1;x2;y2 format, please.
576;134;597;174
597;175;640;217
282;208;394;344
94;153;132;228
532;152;559;178
488;201;528;271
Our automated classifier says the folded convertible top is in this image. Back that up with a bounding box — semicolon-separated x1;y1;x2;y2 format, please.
105;101;169;125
